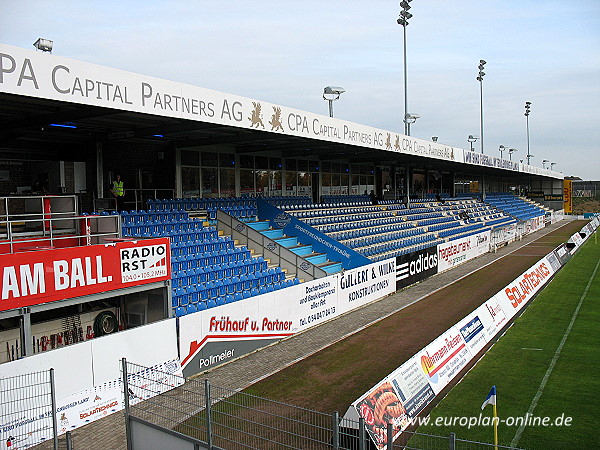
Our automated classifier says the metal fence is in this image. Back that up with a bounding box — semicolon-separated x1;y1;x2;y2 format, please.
122;360;524;450
0;369;58;450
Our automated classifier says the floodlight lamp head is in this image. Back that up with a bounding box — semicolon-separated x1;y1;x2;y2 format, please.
404;113;420;123
323;86;345;96
33;38;53;53
480;59;486;65
400;1;411;10
467;135;479;142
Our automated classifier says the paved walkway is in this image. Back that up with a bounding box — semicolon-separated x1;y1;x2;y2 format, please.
49;220;575;449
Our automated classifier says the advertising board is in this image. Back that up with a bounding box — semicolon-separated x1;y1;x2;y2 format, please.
0;238;170;312
437;231;490;272
395;247;438;290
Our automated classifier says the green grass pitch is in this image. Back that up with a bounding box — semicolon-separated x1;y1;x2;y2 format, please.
412;229;600;449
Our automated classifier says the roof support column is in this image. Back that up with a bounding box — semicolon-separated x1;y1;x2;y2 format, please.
96;140;104;199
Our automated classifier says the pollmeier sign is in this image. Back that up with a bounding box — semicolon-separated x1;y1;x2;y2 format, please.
0;238;170;312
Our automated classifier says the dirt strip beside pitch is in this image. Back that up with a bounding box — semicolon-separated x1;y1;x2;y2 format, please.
239;220;585;413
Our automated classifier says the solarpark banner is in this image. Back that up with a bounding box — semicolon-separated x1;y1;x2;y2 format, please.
0;43;463;166
345;219;599;449
179;259;396;376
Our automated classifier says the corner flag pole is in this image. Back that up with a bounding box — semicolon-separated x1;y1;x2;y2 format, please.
481;386;498;449
493;402;498;450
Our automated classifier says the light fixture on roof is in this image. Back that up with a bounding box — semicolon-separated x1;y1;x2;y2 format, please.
467;134;479;152
542;159;549;169
432;136;438;142
323;86;345;118
499;145;506;158
550;162;557;170
33;38;53;53
508;148;518;161
403;113;420;136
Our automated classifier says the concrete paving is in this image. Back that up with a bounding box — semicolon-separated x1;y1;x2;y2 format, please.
41;220;574;449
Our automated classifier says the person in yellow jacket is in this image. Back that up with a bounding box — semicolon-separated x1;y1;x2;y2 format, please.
111;174;125;211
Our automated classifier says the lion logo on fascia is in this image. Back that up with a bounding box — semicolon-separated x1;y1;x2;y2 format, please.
394;135;401;151
269;106;284;131
249;102;265;128
385;133;393;150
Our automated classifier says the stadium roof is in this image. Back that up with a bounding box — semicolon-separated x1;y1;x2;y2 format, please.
0;43;561;179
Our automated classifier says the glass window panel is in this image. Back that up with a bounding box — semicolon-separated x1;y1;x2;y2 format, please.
181;150;200;166
219;153;235;168
269;170;282;196
182;167;200;197
240;169;255;194
269;157;282;170
201;167;218;196
202;152;218;167
240;154;254;169
285;171;297;195
256;170;269;194
255;156;268;169
297;160;308;171
219;168;236;196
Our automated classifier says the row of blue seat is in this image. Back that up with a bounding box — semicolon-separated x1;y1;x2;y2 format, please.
416;216;456;227
438;223;484;238
333;222;416;242
172;261;274;287
361;234;438;258
174;278;302;316
346;228;422;249
122;209;190;224
428;221;461;232
173;269;290;302
170;238;235;256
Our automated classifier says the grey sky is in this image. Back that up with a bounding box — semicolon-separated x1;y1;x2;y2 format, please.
2;0;599;178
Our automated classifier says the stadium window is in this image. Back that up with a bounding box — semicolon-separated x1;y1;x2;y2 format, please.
255;156;269;169
269;157;282;170
219;153;235;168
220;168;236;197
297;159;309;172
269;171;282;196
256;170;269;193
202;152;219;167
182;167;200;197
240;154;254;169
201;168;218;197
181;150;200;166
322;161;332;173
285;159;297;171
309;160;319;172
240;170;255;195
285;171;297;195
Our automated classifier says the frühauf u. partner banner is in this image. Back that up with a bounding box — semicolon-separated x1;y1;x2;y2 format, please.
179;259;397;376
0;43;463;164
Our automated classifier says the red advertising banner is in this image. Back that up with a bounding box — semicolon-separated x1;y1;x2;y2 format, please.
0;238;170;312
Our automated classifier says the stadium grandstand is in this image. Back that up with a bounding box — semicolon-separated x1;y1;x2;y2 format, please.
0;41;575;448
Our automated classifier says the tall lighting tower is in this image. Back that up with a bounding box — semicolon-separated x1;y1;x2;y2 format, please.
476;60;487;153
525;101;532;164
397;0;414;135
